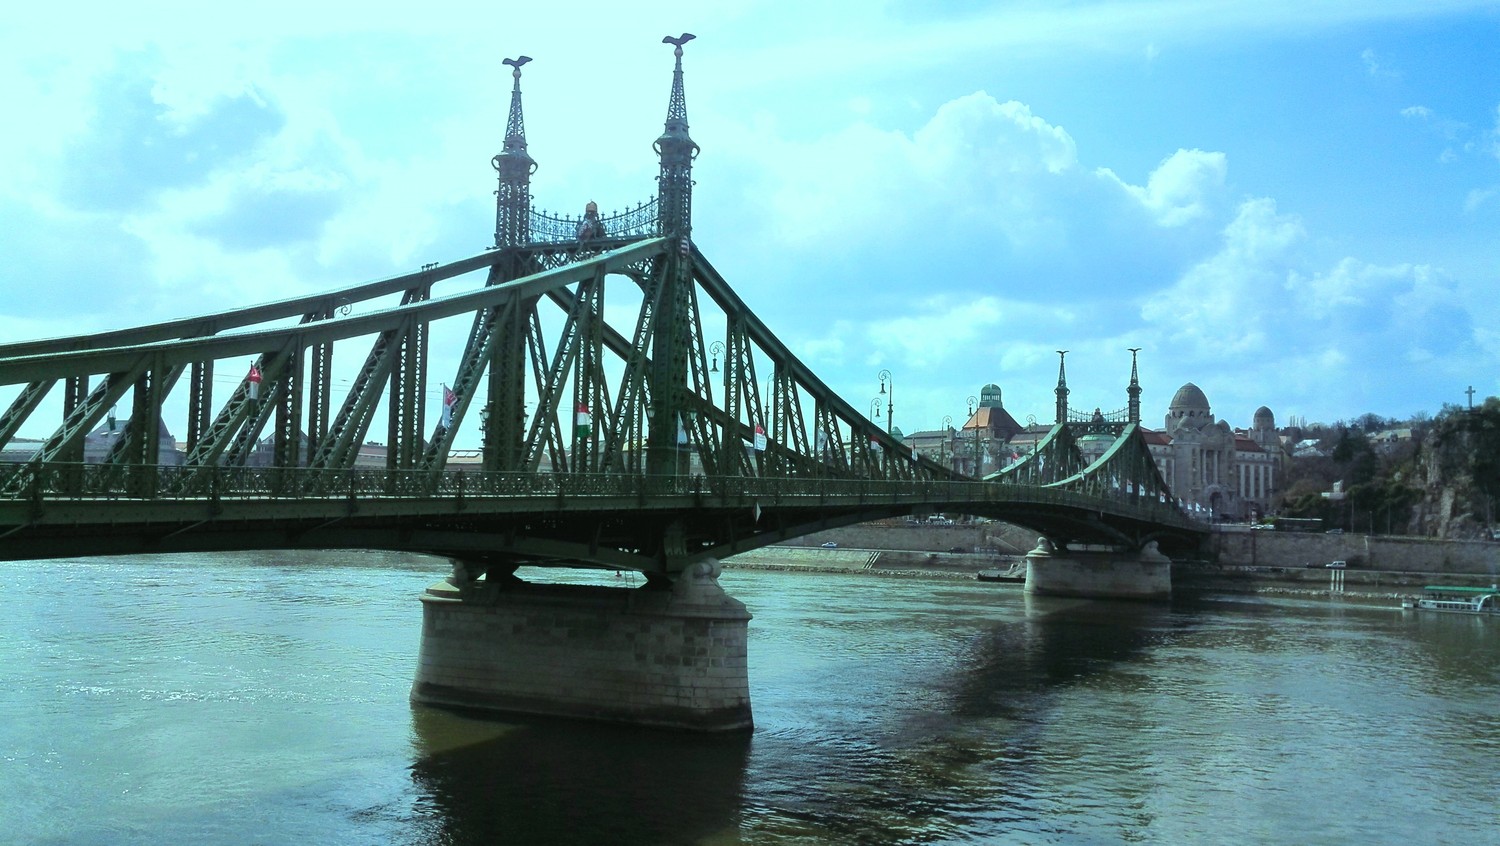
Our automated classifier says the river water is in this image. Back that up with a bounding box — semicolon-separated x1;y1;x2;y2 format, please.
2;551;1496;845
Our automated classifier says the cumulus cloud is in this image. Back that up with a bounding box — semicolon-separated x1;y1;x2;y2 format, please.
1141;198;1303;356
1139;196;1482;420
707;90;1229;322
1099;149;1227;227
57;55;284;213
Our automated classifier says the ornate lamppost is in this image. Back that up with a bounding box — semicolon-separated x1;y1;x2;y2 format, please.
709;340;726;397
877;369;894;435
941;414;952;470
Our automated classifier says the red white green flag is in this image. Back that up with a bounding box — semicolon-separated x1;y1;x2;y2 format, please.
575;403;591;437
440;385;457;429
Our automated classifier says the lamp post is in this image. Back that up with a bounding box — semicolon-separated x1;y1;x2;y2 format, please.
709;340;726;404
941;414;952;470
877;369;894;435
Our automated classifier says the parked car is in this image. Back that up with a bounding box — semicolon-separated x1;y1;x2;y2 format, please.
820;542;838;549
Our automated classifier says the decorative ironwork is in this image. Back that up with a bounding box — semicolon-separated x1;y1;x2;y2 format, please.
526;199;661;243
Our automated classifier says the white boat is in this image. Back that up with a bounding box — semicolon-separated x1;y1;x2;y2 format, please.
1402;585;1500;614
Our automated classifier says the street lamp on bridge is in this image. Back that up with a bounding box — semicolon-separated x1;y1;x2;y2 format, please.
941;414;952;470
877;369;893;435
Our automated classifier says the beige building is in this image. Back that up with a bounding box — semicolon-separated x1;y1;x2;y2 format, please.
1143;383;1282;521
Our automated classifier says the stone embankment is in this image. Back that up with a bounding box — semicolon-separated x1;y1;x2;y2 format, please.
723;521;1500;606
1175;562;1499;603
1211;527;1500;575
723;545;1004;580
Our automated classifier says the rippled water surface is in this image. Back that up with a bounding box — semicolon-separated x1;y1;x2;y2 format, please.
2;553;1496;845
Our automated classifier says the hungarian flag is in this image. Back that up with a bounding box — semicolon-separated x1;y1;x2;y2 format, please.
753;424;766;453
247;363;262;401
440;385;457;429
575;402;591;437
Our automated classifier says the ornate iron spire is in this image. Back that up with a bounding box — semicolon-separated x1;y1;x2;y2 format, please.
1127;347;1142;424
1054;350;1070;424
655;34;699;239
492;55;536;248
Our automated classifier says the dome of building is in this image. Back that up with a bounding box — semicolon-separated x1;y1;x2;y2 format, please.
1253;406;1275;431
1169;383;1210;413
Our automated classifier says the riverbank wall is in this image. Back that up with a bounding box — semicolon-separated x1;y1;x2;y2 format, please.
1210;528;1500;576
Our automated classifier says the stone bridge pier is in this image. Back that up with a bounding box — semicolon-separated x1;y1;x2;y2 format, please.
1023;538;1173;600
410;559;753;732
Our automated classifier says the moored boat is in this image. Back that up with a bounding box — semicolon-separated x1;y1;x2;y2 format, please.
1403;585;1500;614
977;562;1026;583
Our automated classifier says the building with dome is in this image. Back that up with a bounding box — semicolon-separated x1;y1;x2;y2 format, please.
1144;383;1282;520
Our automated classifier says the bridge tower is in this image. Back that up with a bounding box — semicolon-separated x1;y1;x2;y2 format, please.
1127;347;1142;425
481;56;538;472
646;34;701;479
412;38;754;732
492;56;536;249
1054;350;1069;425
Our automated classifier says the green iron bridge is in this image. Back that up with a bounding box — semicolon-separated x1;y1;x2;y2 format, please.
0;40;1208;578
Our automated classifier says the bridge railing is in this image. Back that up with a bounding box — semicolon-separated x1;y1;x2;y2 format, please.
526;199;661;243
0;461;1205;530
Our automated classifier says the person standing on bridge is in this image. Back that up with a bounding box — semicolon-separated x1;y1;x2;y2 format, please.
575;201;605;240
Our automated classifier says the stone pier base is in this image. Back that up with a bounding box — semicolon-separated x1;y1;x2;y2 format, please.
1024;541;1173;600
411;559;753;732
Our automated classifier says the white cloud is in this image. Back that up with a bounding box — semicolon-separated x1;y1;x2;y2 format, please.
1361;47;1400;78
1100;149;1227;227
1141;198;1301;354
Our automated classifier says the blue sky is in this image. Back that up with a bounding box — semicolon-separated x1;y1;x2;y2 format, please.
3;1;1498;442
